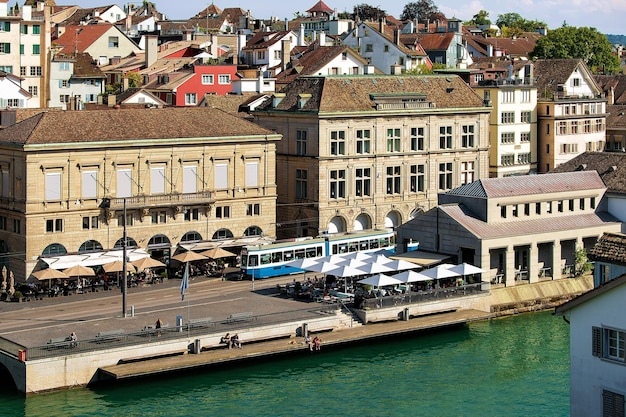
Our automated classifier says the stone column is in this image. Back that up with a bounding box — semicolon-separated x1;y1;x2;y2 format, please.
505;245;516;287
552;240;562;280
528;242;539;283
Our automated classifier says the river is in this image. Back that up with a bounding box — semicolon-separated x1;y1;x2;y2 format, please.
0;311;569;417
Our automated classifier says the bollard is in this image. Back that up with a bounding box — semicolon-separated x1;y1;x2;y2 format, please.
176;315;183;332
404;307;410;321
194;338;201;354
131;305;135;317
302;322;308;338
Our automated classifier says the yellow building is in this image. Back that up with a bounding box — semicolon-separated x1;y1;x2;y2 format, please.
0;107;280;280
252;75;492;239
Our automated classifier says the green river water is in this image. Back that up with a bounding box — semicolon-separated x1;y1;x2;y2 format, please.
0;311;569;417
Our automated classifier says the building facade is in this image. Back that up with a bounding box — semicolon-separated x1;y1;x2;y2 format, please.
0;107;280;280
252;75;491;239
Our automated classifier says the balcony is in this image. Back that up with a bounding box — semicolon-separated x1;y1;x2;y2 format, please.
106;191;213;210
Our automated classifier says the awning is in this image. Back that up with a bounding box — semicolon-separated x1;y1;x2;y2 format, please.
390;250;453;267
179;236;274;251
41;248;150;270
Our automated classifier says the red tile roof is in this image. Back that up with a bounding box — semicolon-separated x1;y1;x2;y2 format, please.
53;24;116;54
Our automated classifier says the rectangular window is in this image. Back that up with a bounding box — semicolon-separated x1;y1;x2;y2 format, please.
501;132;515;144
246;203;260;216
520;132;531;143
439;126;452;149
19;44;23;54
520;89;531;102
214;163;228;189
21;24;27;34
365;44;373;52
501;154;515;166
501;90;514;103
116;168;132;198
386;128;401;152
602;389;625;417
150;166;166;194
296;129;307;155
184;208;199;221
410;164;425;192
571;120;579;134
0;216;5;230
558;121;567;135
521;111;531;123
32;44;40;55
81;170;97;199
330;169;346;199
584;120;591;133
386;166;401;194
245;161;259;188
218;74;231;84
356;129;371;154
185;93;197;105
410;127;424;151
1;170;8;198
501;112;515;124
151;210;167;224
201;74;214;84
580;198;585;211
461;161;474;184
118;213;133;226
330;130;345;155
13;219;20;234
32;24;40;34
0;43;10;53
183;165;197;194
45;218;63;233
535;202;541;215
296;169;307;199
517;153;531;164
438;163;453;190
108;36;119;48
256;50;265;60
215;206;230;218
83;216;99;229
1;22;10;32
30;66;42;76
45;172;62;201
20;66;26;76
355;168;371;197
28;86;37;96
461;125;474;148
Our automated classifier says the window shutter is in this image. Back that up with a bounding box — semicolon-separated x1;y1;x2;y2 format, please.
214;164;228;189
81;171;97;199
602;389;625;417
45;172;62;200
4;43;10;53
183;166;197;194
245;161;258;187
592;326;602;357
150;167;165;194
116;169;132;198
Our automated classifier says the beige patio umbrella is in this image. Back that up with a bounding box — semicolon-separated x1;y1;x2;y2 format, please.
103;260;137;273
131;257;166;271
30;267;70;289
1;265;6;291
200;247;236;259
172;251;207;263
64;264;95;292
8;271;14;297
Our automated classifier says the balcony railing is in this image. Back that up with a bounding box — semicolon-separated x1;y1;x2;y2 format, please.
107;191;213;209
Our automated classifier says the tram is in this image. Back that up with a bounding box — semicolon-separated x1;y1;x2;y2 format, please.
240;229;396;279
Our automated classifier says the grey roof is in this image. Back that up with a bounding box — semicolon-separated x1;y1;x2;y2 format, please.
552;152;626;194
555;273;626;315
445;171;605;199
0;107;275;146
588;232;626;266
533;59;600;97
440;204;620;240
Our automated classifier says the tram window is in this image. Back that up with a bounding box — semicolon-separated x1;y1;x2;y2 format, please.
316;247;323;256
306;247;317;258
284;250;294;262
338;243;348;253
360;241;369;250
272;252;283;263
331;244;338;255
370;239;379;249
348;243;357;252
248;255;258;266
260;254;272;265
295;249;305;259
241;254;248;266
381;238;389;247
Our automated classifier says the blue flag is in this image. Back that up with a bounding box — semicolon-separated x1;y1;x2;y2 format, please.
180;262;189;301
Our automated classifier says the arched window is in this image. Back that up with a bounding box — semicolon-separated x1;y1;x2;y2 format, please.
181;231;202;242
243;226;263;236
148;234;170;248
41;243;67;257
212;229;233;240
113;237;138;249
78;240;103;253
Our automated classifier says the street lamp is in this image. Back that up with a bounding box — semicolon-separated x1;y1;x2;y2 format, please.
122;198;127;317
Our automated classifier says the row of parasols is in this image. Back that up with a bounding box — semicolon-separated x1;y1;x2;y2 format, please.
28;247;237;285
283;251;485;288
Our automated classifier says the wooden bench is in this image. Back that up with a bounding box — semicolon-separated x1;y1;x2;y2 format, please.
226;312;255;324
188;317;214;329
96;329;125;342
47;337;74;349
141;325;169;336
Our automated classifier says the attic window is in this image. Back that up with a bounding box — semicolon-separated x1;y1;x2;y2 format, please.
370;93;431;110
272;93;285;108
298;93;311;109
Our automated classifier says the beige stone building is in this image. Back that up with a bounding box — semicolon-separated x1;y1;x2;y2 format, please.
0;107;280;280
397;171;622;286
252;75;491;239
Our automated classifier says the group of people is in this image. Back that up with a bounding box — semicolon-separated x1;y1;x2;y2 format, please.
305;335;322;351
220;333;242;349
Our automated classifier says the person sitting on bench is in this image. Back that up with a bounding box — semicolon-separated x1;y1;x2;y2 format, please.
231;333;242;349
220;333;232;349
66;332;78;348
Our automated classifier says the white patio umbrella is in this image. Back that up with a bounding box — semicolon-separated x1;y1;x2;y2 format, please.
306;261;341;274
339;252;377;261
421;265;462;280
393;270;431;283
1;265;6;291
357;273;402;287
334;259;369;269
356;262;394;275
326;265;366;278
384;259;420;272
447;263;485;276
284;257;321;270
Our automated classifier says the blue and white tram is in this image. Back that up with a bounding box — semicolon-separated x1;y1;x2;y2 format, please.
240;229;396;279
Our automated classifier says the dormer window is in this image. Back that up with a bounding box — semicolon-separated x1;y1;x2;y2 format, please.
272;93;285;108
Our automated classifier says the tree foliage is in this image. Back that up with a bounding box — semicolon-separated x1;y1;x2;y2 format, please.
573;247;593;278
531;26;621;74
464;10;491;26
400;0;439;22
495;12;546;32
352;3;386;22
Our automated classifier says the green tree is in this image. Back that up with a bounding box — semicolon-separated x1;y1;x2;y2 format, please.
496;12;546;32
352;4;386;22
400;0;439;23
465;10;491;26
127;71;142;88
531;26;621;74
572;246;593;278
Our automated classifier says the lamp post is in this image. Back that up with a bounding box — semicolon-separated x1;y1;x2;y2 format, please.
122;198;127;318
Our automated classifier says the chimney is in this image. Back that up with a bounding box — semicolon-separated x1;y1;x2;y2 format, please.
183;29;193;42
122;77;129;92
237;30;246;64
281;38;290;72
22;5;32;20
486;44;493;57
0;1;6;17
299;24;305;46
391;64;402;75
145;34;158;68
394;28;400;46
608;86;615;105
0;110;17;127
126;13;132;32
319;31;326;46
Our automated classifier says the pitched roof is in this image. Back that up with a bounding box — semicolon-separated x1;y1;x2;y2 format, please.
555;273;626;315
587;232;626;266
551;151;626;194
415;32;455;51
440;204;619;240
242;31;290;51
446;171;605;199
533;59;600;97
0;107;275;146
258;75;485;113
52;52;105;78
468;35;537;57
306;0;334;14
53;24;118;54
606;104;626;130
594;74;626;105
